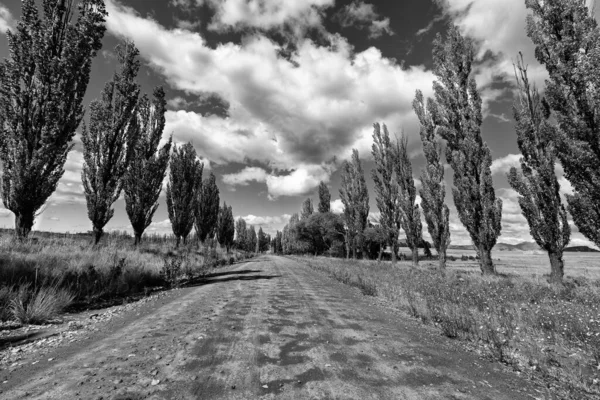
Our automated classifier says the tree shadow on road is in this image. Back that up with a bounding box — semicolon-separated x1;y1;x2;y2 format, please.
185;270;281;288
202;269;263;279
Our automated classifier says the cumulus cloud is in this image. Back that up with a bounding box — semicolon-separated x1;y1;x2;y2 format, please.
238;213;292;234
105;0;434;198
336;1;394;38
0;5;15;34
266;164;333;198
174;17;202;31
330;198;344;214
222;167;269;186
48;150;86;205
222;164;333;198
204;0;334;36
146;219;172;235
558;176;574;196
490;153;521;175
170;0;204;9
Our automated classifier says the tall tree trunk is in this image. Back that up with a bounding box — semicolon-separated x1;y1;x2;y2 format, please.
438;249;446;270
411;247;419;267
391;242;397;266
93;226;103;245
377;245;383;263
478;245;495;275
134;233;142;246
14;212;34;240
183;235;188;245
345;233;351;259
548;251;564;284
175;236;181;248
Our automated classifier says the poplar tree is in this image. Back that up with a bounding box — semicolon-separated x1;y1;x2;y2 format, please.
275;231;283;254
394;134;423;267
413;90;451;269
429;27;502;275
195;172;220;243
339;149;369;259
235;217;247;251
217;202;235;253
508;56;570;283
525;0;600;247
258;227;269;253
166;142;203;247
124;87;172;245
0;0;106;239
317;181;331;213
284;213;302;254
301;197;314;220
82;42;140;245
247;225;257;254
371;123;400;265
282;224;291;254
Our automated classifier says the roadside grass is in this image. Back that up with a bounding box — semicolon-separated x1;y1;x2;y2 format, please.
0;234;251;324
299;256;600;397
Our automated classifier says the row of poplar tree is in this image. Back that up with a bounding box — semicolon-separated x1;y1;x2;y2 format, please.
0;0;239;249
274;0;600;284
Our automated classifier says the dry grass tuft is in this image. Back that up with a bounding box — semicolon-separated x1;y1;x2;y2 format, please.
10;284;74;324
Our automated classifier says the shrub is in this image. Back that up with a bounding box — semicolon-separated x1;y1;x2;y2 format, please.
428;302;475;339
161;256;183;287
357;275;377;296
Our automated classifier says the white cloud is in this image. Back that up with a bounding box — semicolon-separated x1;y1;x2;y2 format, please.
368;211;381;224
266;164;333;198
491;153;521;175
167;96;194;109
337;1;394;38
146;219;172;235
0;5;15;34
48;150;86;205
558;176;574;196
105;0;434;195
330;198;344;214
368;18;393;38
222;167;269;186
238;213;291;234
205;0;334;35
222;164;333;198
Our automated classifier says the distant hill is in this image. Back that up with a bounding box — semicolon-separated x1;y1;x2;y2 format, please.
564;246;600;253
493;242;541;251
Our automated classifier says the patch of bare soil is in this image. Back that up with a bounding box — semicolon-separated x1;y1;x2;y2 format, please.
0;256;551;399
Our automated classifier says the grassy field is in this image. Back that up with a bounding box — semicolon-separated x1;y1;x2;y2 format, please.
298;253;600;398
439;248;600;278
0;232;250;324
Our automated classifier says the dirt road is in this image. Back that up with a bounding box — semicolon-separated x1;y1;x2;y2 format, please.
0;256;545;400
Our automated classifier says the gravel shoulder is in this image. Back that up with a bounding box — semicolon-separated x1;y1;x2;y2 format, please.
0;256;548;400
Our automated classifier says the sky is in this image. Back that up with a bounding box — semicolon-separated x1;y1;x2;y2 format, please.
0;0;598;247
